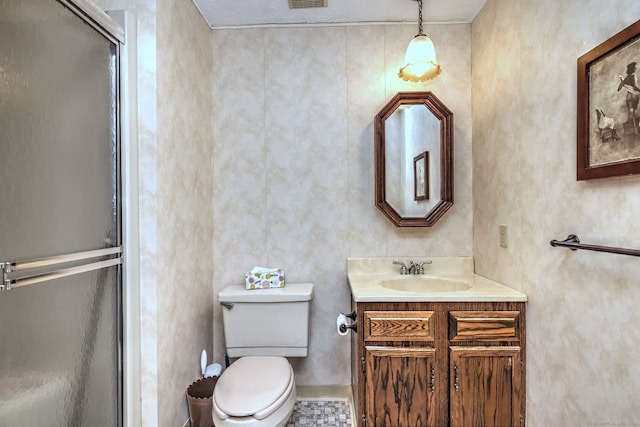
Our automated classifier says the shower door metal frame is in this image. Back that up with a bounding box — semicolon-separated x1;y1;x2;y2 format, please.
68;2;125;425
0;1;126;425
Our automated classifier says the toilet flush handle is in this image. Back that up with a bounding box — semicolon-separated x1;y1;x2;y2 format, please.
220;301;234;309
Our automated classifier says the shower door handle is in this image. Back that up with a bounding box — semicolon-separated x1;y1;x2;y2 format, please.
1;246;122;292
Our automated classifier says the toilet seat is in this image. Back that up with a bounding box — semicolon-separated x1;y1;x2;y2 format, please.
213;356;295;421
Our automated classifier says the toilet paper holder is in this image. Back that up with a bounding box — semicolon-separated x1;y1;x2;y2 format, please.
339;311;357;333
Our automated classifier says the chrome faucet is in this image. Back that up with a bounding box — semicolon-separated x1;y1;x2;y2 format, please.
408;260;418;274
393;259;432;275
410;260;432;274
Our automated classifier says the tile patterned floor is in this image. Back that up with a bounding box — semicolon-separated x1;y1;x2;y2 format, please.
286;399;352;426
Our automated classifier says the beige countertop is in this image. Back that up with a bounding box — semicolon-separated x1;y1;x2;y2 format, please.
348;257;527;302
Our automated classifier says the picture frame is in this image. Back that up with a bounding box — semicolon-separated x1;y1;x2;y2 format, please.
577;19;640;180
413;151;429;201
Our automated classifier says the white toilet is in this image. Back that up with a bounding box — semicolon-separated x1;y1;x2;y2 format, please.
212;282;314;427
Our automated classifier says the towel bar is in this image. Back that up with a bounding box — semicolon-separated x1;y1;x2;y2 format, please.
550;234;640;257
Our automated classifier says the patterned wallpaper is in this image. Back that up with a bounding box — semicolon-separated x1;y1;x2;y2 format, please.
211;23;473;386
156;2;214;427
472;0;640;425
95;0;214;425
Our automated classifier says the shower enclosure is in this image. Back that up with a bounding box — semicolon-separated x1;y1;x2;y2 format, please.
0;1;124;425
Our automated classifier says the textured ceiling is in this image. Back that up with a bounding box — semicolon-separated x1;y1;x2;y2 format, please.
191;0;487;29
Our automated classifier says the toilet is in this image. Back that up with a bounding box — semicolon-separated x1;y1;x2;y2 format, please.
212;282;314;427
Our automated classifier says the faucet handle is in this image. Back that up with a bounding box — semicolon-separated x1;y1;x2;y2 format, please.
392;260;408;275
416;260;432;274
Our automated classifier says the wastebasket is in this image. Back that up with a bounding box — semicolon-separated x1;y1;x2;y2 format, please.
186;376;218;427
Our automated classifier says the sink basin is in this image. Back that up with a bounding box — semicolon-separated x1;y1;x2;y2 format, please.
379;277;471;293
347;258;527;302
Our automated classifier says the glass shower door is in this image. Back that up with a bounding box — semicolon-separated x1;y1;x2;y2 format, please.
0;1;123;425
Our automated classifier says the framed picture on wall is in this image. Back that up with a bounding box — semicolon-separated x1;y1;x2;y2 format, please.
414;151;429;201
577;19;640;180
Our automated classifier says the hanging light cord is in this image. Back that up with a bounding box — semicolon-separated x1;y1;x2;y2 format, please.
417;0;424;36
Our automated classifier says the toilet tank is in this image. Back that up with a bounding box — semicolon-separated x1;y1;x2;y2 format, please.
218;283;313;358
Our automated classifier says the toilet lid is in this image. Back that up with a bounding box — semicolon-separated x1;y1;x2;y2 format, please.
213;356;293;417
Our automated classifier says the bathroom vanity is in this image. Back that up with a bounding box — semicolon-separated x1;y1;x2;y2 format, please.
347;258;527;427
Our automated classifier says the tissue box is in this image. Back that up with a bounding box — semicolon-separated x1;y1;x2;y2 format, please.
245;269;285;289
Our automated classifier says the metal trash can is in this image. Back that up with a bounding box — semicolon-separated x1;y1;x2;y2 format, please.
186;376;218;427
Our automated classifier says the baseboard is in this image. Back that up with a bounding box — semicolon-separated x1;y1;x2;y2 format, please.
296;385;352;401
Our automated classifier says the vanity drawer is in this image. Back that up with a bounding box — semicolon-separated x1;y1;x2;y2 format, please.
449;311;520;342
364;311;434;342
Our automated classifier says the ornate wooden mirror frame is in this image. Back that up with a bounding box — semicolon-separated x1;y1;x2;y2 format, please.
375;92;454;227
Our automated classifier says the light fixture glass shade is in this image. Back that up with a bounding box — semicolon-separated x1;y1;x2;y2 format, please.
398;35;441;82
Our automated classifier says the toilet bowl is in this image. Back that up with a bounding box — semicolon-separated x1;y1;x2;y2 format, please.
214;283;313;427
211;356;296;427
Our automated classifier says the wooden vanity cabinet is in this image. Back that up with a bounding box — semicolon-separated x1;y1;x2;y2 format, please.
351;301;526;427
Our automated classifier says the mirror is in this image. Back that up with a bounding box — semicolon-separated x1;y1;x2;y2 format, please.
375;92;453;227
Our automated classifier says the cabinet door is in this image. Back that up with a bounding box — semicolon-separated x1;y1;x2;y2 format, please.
450;346;523;427
365;346;436;427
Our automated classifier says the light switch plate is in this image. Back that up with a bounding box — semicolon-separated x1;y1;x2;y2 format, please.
499;224;508;248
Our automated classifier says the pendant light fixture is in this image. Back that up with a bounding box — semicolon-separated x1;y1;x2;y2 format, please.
398;0;441;82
